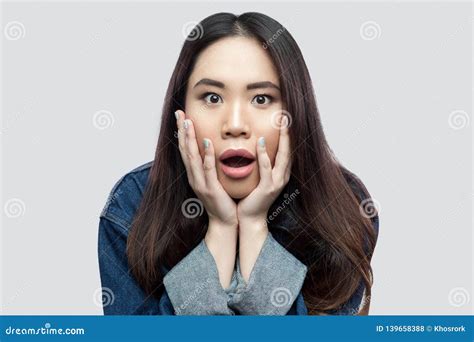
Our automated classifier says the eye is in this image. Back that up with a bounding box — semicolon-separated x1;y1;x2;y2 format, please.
202;92;222;104
251;94;273;106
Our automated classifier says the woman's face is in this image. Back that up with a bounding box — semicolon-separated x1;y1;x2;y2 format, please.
184;36;285;199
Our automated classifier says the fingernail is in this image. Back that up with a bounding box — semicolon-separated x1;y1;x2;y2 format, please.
203;138;209;150
174;110;179;120
183;120;189;129
258;136;265;147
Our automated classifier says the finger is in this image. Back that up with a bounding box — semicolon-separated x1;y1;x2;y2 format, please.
256;136;273;188
184;118;206;187
202;138;219;188
273;115;291;182
175;110;193;177
175;110;186;153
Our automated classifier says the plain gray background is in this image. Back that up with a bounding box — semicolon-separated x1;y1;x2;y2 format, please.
1;1;472;315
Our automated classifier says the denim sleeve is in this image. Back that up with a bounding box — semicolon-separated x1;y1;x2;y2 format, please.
227;232;308;315
163;239;236;315
98;216;168;315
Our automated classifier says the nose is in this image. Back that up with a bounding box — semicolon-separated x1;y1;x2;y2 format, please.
221;102;250;139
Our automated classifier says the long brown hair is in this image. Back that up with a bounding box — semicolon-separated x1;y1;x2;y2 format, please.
127;12;379;315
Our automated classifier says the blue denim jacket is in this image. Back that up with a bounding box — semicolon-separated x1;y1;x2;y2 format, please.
98;161;379;315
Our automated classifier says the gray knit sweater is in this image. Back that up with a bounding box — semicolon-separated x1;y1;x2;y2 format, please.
163;232;307;315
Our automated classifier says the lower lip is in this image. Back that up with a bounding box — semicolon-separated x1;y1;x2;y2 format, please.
220;160;255;179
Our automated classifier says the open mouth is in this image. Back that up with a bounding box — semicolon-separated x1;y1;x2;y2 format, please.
221;156;254;168
219;148;256;179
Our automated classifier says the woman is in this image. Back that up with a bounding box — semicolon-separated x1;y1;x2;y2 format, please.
98;12;379;315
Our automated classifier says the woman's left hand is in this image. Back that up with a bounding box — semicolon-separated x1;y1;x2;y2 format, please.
237;116;292;228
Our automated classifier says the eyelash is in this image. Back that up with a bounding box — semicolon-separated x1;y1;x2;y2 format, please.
200;92;274;105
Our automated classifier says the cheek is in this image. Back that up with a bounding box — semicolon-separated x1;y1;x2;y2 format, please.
254;121;281;166
186;114;218;159
265;132;280;166
252;110;285;162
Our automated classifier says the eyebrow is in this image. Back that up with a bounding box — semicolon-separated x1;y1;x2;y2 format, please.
193;78;280;91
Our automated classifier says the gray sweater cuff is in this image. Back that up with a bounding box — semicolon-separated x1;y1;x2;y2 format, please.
228;232;307;315
163;239;235;315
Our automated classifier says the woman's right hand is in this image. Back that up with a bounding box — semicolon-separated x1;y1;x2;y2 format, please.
175;109;238;229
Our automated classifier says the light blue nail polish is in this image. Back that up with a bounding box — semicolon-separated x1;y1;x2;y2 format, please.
183;120;189;129
203;138;209;150
174;111;179;120
258;136;265;147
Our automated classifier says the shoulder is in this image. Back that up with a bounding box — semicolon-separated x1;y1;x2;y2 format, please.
100;161;154;231
340;166;380;238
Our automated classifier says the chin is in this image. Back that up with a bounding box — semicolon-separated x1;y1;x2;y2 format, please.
222;184;251;200
228;191;249;200
219;174;259;200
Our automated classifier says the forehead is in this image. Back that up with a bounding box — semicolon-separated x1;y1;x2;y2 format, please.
189;36;280;88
